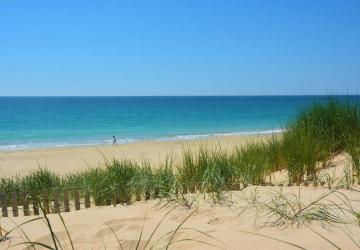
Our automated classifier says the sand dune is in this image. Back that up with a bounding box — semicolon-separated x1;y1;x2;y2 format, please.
2;184;359;250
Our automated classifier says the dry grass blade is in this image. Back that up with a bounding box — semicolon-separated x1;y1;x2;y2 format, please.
38;202;59;250
58;213;74;250
0;219;5;240
309;227;341;250
104;222;123;250
12;241;55;249
5;217;39;250
342;227;360;249
293;187;341;218
168;238;224;249
2;217;43;243
237;230;307;250
99;229;107;250
143;206;177;250
154;227;223;250
181;227;224;246
165;209;198;250
135;214;147;250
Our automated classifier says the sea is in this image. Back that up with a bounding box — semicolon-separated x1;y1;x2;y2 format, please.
0;96;356;150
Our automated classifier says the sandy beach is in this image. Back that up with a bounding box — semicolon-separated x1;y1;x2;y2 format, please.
1;134;360;249
0;134;269;178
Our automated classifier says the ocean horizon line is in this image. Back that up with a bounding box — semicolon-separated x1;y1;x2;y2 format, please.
0;94;359;98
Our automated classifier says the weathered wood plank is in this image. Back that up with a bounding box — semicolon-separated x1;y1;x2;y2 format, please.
0;193;8;217
85;191;91;208
42;191;50;214
74;189;80;210
136;190;141;201
53;189;61;213
23;192;30;216
145;190;150;200
115;187;121;204
112;189;117;207
32;194;39;216
63;189;70;212
11;192;18;217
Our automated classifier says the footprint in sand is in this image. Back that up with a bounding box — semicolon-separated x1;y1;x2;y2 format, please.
67;223;90;231
125;224;142;232
93;224;127;238
120;239;148;249
93;217;147;238
104;216;149;226
72;236;90;244
34;231;70;245
169;209;208;221
207;215;234;225
194;208;211;217
170;212;185;221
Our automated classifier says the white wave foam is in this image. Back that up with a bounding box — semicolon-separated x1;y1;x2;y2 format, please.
0;138;139;151
0;129;283;151
158;129;284;141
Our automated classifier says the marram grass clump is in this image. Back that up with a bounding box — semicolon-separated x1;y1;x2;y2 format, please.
281;98;360;183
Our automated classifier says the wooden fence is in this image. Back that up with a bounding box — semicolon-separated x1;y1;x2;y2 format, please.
0;189;94;218
0;180;331;218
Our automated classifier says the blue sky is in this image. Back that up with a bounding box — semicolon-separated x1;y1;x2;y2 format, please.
1;0;360;96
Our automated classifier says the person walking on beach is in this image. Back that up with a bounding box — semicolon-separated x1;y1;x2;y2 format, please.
112;136;117;146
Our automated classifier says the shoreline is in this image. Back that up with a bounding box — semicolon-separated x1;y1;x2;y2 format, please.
0;133;274;178
0;129;283;152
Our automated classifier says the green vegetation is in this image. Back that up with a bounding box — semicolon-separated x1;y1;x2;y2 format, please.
283;99;360;183
1;98;360;206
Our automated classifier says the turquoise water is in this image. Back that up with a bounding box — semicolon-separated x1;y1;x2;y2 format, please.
0;96;354;150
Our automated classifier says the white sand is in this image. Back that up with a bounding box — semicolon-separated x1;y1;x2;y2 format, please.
2;184;359;249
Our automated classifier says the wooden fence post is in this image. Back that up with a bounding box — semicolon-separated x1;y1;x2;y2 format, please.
32;194;39;215
145;190;150;200
63;189;70;212
136;190;141;201
74;189;80;211
112;189;117;207
53;189;60;213
85;191;91;208
11;192;18;217
0;193;8;217
23;192;30;216
42;191;50;214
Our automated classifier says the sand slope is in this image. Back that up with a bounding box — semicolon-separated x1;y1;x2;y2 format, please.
1;185;360;250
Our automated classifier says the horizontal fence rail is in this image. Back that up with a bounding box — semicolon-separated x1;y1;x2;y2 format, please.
0;185;169;217
0;180;330;218
0;188;99;217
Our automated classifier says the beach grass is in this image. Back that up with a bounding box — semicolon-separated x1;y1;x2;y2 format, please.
281;98;360;184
